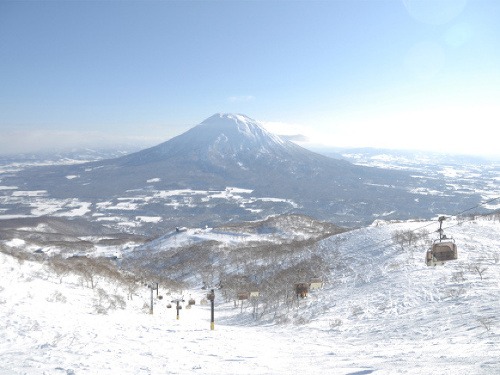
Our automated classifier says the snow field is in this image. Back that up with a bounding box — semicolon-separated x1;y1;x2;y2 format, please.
0;254;375;375
1;217;499;374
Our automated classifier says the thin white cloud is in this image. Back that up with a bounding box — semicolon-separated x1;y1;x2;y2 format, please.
260;120;321;145
227;95;255;103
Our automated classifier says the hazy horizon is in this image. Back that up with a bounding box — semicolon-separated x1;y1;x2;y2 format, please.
1;1;499;158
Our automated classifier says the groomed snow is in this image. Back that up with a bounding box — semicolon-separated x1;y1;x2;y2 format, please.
1;217;499;374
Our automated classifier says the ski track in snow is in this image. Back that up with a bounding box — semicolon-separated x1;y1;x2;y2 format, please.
1;218;499;374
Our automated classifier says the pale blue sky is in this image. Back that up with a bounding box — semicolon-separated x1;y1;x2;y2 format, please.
1;0;499;156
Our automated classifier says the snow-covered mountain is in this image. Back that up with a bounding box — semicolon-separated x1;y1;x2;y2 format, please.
121;113;294;164
3;113;485;230
1;215;499;374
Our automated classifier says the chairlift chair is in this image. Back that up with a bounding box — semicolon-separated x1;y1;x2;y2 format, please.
425;216;458;266
426;239;458;266
237;292;249;301
294;283;309;298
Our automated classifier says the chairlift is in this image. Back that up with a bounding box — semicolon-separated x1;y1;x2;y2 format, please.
294;283;309;298
207;291;215;301
237;292;249;300
425;216;458;266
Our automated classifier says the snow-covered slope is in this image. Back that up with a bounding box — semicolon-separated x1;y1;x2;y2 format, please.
1;216;499;374
307;217;500;373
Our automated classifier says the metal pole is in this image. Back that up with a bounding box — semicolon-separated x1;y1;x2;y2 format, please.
210;289;215;331
438;216;445;241
176;300;180;320
150;286;154;314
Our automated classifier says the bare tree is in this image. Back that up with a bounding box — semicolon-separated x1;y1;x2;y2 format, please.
469;262;488;280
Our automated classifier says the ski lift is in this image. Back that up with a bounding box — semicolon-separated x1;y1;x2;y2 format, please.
237;292;250;300
426;216;458;266
294;283;309;298
206;291;215;301
188;298;196;305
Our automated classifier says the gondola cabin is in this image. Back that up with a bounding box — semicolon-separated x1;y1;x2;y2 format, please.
426;239;458;266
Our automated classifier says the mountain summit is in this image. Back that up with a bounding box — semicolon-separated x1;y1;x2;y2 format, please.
121;113;297;165
199;113;284;146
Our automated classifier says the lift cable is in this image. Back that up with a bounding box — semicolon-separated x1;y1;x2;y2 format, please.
352;196;500;252
415;196;500;234
452;196;500;217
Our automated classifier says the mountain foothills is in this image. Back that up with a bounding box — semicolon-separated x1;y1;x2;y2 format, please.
2;114;485;232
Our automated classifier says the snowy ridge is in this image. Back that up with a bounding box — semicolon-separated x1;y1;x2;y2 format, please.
136;214;337;255
1;216;499;374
